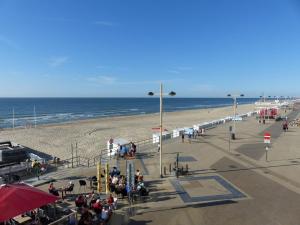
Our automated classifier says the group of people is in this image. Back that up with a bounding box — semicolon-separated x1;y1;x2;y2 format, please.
48;181;74;199
108;167;127;198
117;142;137;158
76;192;116;225
108;168;149;201
133;170;149;198
181;130;200;144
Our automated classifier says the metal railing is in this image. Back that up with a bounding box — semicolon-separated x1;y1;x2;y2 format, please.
48;210;77;225
56;115;245;169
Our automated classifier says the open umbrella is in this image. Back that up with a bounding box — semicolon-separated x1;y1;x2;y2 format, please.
0;183;59;222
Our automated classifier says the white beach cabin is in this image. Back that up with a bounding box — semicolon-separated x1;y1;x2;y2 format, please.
107;138;130;156
152;132;172;143
172;128;185;138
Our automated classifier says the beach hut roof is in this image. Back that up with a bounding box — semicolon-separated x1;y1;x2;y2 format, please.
113;138;130;145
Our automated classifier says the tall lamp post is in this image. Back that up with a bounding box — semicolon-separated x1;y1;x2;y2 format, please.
227;93;244;140
148;83;176;178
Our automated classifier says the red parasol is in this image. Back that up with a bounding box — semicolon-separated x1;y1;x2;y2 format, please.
0;183;59;222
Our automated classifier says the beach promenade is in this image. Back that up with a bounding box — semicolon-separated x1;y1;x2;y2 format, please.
25;105;300;225
117;106;300;225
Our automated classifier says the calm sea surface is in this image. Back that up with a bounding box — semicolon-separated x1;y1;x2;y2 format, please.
0;98;257;128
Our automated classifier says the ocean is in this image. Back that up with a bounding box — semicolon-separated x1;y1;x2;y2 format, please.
0;98;257;128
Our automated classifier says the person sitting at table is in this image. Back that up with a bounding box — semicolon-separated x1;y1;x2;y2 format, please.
89;197;97;209
137;181;149;196
75;194;87;208
48;182;59;196
138;175;143;182
119;146;128;158
110;167;118;177
78;209;92;225
131;142;137;154
107;194;114;205
107;194;117;210
101;206;110;222
92;199;103;214
115;182;126;198
112;176;118;185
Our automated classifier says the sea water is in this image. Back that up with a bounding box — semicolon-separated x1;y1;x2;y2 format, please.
0;98;257;128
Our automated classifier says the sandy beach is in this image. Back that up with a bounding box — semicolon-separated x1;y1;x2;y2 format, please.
0;104;255;160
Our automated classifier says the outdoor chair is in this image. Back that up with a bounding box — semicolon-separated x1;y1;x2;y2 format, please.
65;183;74;195
78;180;87;192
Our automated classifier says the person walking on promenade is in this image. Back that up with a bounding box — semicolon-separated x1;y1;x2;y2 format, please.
181;133;185;143
188;133;192;144
193;130;197;139
32;160;41;180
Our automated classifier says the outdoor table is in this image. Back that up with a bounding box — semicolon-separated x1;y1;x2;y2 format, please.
57;188;65;200
13;215;32;224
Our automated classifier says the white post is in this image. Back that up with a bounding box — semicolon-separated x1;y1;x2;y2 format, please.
265;146;269;162
33;105;37;128
12;108;15;129
160;83;163;178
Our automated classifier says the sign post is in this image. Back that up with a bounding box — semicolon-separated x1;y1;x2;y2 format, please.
264;132;271;144
264;132;271;162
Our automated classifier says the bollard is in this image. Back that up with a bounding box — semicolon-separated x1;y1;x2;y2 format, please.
265;146;269;162
186;164;189;174
88;159;90;167
169;164;172;174
164;166;167;175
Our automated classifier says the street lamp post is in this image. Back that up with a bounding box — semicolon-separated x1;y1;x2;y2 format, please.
227;93;244;140
148;83;176;178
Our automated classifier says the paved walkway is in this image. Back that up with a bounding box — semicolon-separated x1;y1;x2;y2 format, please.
26;106;300;225
121;107;300;225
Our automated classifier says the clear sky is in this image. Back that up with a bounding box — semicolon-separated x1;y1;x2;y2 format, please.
0;0;300;97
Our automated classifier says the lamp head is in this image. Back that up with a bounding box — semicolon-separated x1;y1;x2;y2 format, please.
227;94;231;97
169;91;176;96
240;94;244;97
148;92;154;96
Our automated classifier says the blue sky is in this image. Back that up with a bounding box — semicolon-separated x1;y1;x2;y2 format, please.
0;0;300;97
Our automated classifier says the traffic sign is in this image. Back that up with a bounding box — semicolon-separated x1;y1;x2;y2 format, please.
264;132;271;144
